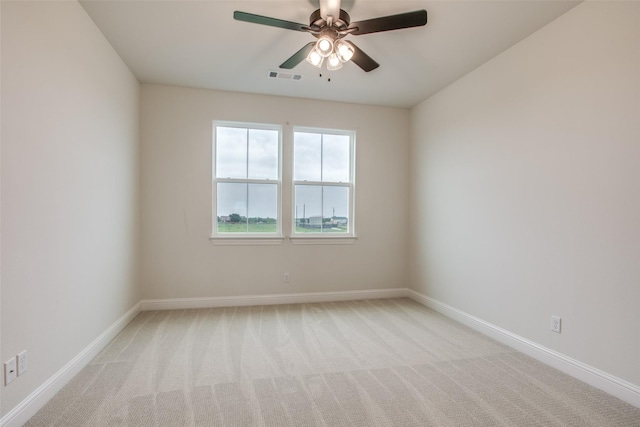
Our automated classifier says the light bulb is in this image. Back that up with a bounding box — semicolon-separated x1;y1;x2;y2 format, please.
327;53;343;70
335;40;354;63
306;48;324;68
316;36;334;57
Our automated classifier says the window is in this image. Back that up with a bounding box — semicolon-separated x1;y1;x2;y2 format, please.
212;123;281;238
293;128;355;237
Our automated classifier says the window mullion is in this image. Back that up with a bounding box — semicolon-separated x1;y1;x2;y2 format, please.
321;184;325;233
245;128;250;179
244;182;248;232
293;180;325;186
320;133;324;183
219;178;279;184
294;180;349;188
245;128;249;233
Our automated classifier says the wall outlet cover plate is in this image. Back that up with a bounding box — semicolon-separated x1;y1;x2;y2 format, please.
4;358;17;385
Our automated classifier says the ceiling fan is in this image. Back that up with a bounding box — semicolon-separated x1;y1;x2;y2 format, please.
233;0;427;72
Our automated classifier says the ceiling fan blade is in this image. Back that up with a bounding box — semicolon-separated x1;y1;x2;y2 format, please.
350;44;379;72
348;10;427;35
280;42;316;69
234;11;309;32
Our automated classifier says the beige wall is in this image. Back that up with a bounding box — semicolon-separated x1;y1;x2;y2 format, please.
140;85;410;299
1;1;140;415
409;1;640;387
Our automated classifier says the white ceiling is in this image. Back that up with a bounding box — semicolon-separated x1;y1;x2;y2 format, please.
80;0;580;108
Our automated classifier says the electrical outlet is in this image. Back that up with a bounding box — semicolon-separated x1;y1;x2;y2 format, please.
283;272;290;283
551;316;561;333
17;351;28;376
4;358;17;385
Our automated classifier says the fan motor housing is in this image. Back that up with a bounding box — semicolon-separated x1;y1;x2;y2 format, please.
309;9;350;29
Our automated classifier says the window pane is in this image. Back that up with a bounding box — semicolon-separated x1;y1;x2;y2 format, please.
294;132;321;181
217;182;247;232
323;186;349;233
248;129;278;180
322;134;350;182
216;127;247;179
294;185;322;232
248;184;278;233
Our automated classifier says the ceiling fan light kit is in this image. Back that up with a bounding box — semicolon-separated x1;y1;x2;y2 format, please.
233;1;427;73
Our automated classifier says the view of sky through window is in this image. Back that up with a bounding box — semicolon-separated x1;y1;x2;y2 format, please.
294;132;350;183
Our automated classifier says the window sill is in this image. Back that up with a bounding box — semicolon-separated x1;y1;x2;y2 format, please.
209;237;285;246
289;236;358;245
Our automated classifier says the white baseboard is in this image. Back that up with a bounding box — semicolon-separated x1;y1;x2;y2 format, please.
0;302;142;427
406;289;640;409
141;288;407;311
2;289;402;426
5;288;638;427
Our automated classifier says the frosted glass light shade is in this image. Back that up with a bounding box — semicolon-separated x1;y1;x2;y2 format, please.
335;40;354;62
316;36;334;57
327;53;343;70
306;48;324;68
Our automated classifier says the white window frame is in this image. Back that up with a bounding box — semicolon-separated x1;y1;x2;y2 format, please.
211;121;283;245
291;127;356;244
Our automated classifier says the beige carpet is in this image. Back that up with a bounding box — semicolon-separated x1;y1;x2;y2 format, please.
27;298;640;426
